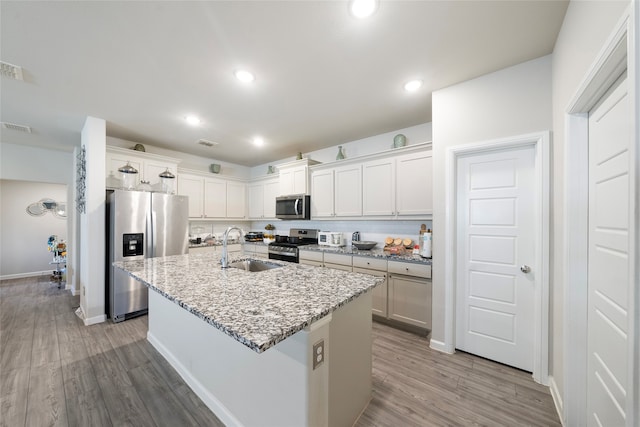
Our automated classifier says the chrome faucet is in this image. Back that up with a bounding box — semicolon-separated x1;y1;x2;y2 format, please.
221;226;243;268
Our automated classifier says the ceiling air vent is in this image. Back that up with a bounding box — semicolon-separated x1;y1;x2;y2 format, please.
197;139;219;148
0;61;24;81
2;122;32;133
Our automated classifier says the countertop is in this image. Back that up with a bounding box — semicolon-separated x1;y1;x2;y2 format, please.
300;244;432;265
113;252;383;353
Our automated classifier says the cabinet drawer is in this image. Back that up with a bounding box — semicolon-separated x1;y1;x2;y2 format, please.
300;259;323;267
352;256;387;271
388;261;431;278
324;262;353;272
189;246;216;254
254;245;268;255
299;250;323;262
323;252;352;266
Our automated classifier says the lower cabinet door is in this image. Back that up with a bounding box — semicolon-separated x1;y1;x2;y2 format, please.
353;267;387;317
388;275;432;329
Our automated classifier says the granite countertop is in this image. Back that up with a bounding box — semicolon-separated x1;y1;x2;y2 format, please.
300;244;432;265
113;252;383;353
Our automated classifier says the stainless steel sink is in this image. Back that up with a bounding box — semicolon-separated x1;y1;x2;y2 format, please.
227;259;283;272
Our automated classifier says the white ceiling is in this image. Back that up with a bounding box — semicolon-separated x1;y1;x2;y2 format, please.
0;1;568;167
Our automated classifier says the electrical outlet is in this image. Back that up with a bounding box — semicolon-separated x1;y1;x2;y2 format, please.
312;339;324;370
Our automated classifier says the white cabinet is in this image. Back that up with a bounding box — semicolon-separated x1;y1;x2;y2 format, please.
178;174;205;217
299;249;323;267
243;243;268;257
106;146;180;190
248;177;279;219
310;164;362;218
362;158;395;216
203;178;226;218
226;181;247;219
278;159;319;195
387;261;432;330
353;256;388;317
323;252;353;271
396;151;433;216
362;150;433;217
177;170;246;219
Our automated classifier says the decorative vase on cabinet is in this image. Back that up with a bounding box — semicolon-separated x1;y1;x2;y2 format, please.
336;146;345;160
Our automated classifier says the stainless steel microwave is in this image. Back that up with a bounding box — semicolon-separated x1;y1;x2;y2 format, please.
276;194;310;220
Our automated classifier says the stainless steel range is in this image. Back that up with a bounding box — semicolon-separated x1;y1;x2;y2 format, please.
268;228;318;263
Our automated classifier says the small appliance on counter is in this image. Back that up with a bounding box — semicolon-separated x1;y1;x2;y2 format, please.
318;231;345;247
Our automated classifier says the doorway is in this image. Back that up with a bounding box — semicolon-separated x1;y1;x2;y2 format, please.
443;131;550;384
564;14;638;425
455;144;537;372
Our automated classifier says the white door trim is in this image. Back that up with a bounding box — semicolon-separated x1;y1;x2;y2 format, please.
564;5;639;427
436;131;550;385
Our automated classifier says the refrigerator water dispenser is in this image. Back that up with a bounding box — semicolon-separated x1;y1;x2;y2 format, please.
123;233;144;257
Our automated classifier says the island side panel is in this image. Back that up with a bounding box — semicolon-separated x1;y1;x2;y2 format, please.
146;290;328;427
329;291;373;427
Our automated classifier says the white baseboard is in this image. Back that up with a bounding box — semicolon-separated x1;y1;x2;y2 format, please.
429;339;454;354
548;375;565;426
70;286;80;296
147;331;241;427
0;270;51;281
83;314;106;326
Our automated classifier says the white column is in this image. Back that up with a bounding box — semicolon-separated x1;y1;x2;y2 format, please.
79;116;106;324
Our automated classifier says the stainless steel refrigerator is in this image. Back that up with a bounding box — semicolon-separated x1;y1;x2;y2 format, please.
106;189;189;322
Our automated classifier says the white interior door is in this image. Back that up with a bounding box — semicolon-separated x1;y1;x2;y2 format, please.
587;73;630;426
456;145;536;371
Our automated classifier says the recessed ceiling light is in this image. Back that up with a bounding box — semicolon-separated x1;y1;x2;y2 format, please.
349;0;378;19
253;137;265;147
235;70;255;83
404;79;423;92
185;115;201;126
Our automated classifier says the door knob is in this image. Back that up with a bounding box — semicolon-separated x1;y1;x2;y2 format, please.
520;265;531;273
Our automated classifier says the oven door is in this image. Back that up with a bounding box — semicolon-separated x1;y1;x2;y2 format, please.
268;246;299;263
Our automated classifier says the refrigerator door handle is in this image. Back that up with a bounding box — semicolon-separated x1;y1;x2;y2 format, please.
148;209;155;258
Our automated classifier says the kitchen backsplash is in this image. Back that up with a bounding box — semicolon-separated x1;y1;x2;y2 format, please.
251;219;432;248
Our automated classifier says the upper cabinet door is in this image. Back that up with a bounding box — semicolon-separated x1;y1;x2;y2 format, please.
226;181;246;219
396;152;433;215
248;182;264;219
310;169;335;217
177;174;204;218
263;179;280;218
334;164;362;216
362;158;395;216
145;160;177;188
204;178;227;218
106;153;143;188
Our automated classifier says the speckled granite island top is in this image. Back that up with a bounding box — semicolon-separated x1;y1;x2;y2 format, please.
113;253;383;353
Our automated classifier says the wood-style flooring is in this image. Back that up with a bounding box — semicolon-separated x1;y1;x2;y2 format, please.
1;276;561;426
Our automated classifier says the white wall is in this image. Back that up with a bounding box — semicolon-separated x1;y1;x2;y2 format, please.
550;0;630;414
0;180;68;278
431;56;552;346
0;143;74;283
249;123;432;178
0;142;73;184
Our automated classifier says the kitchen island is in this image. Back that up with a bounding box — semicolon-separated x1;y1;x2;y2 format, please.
114;252;383;427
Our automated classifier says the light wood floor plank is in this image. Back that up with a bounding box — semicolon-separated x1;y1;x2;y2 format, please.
1;275;561;427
